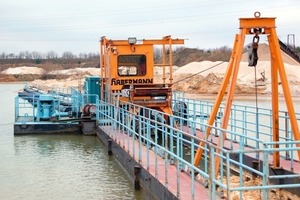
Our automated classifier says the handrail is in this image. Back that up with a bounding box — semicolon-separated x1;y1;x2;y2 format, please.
96;98;300;200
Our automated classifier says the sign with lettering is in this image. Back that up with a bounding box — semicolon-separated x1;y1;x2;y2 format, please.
111;78;153;85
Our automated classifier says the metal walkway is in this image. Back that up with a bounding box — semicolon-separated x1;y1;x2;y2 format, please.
95;92;300;200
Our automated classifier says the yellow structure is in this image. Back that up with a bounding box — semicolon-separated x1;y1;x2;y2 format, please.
194;12;300;174
99;36;184;116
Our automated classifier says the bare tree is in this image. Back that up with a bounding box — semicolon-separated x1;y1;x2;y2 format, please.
154;47;161;60
0;52;6;59
32;51;42;59
78;53;85;59
18;51;25;59
23;51;31;59
62;51;75;59
8;53;15;59
46;51;58;59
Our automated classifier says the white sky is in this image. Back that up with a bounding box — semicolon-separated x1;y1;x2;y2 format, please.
1;0;300;55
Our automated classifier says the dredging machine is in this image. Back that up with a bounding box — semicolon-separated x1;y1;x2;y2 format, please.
14;12;300;199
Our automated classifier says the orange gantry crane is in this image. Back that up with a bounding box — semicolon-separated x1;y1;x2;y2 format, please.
193;12;300;174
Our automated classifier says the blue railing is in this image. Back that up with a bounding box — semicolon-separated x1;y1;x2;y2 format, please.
96;94;300;200
173;94;300;161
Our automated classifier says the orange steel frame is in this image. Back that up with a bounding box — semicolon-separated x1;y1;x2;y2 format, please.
99;36;184;115
194;14;300;173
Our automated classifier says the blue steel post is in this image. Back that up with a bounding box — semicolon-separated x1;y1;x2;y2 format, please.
220;127;224;189
191;137;195;200
226;152;231;200
138;114;142;164
164;125;169;189
154;111;158;178
186;99;191;128
124;107;129;154
285;112;291;160
192;100;196;135
96;99;99;121
162;117;165;148
255;105;260;159
239;133;245;199
291;146;294;172
146;119;150;171
262;144;269;199
176;125;180;199
132;105;136;159
232;105;237;142
119;106;124;148
170;116;174;164
209;144;216;200
154;121;158;178
204;142;208;175
180;120;183;165
132;112;136;159
214;105;218;136
243;110;248;145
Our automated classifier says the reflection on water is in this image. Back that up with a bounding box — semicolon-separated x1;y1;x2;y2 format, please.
3;135;143;200
0;84;144;200
1;135;144;200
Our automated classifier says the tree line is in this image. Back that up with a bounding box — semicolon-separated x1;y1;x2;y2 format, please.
1;45;299;61
0;51;99;59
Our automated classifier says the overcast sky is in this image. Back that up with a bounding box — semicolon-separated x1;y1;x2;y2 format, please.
1;0;300;55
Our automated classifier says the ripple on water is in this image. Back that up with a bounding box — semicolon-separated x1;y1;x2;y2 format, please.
0;134;143;200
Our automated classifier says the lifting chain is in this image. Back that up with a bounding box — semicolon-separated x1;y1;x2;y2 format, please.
248;28;261;67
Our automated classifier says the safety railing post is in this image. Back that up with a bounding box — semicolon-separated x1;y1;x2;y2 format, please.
154;111;158;178
131;108;135;159
164;125;169;189
220;128;224;189
170;116;174;164
255;105;260;159
285;111;290;160
262;143;269;199
176;126;181;199
146;119;150;171
190;137;195;200
138;113;142;164
239;131;244;199
226;152;231;200
209;144;216;200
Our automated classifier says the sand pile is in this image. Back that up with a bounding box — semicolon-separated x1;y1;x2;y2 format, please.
1;66;46;75
48;67;100;76
30;67;100;90
225;175;300;200
172;44;300;95
174;61;227;76
31;77;82;91
154;66;179;75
